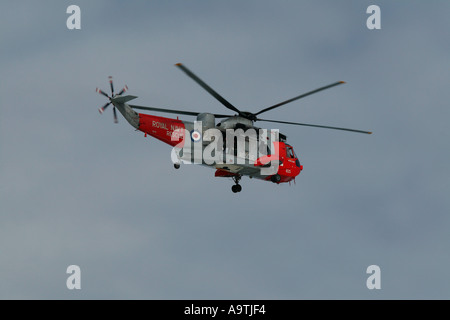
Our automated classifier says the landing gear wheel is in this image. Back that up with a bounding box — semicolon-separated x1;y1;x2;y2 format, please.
232;184;242;193
174;163;180;169
231;175;242;193
231;184;242;193
271;174;281;183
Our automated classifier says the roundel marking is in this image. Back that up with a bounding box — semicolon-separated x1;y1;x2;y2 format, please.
191;130;202;142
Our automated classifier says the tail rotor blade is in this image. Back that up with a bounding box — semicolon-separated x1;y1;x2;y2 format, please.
109;76;115;96
113;107;118;123
99;102;111;114
96;88;110;98
117;85;128;96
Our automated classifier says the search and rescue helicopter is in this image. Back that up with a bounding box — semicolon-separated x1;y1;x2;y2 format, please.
96;63;371;193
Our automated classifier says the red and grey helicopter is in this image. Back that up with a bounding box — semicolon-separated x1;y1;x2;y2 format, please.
96;63;371;193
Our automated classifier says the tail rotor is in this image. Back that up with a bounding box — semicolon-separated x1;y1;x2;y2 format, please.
96;76;128;123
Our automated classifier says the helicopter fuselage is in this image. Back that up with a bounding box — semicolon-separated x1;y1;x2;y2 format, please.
137;112;302;184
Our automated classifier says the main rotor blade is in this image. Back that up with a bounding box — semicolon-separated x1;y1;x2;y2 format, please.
175;63;241;115
130;105;202;117
129;105;232;118
257;118;372;134
255;81;346;116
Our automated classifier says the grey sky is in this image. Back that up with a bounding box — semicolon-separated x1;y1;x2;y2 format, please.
1;1;449;299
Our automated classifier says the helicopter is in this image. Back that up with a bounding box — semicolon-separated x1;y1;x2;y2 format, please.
96;63;371;193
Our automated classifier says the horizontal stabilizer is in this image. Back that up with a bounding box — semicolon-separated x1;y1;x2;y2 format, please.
111;95;138;104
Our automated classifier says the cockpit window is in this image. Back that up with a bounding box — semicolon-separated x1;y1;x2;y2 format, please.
286;146;295;158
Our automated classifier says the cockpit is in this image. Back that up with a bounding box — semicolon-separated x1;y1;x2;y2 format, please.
285;144;296;158
285;144;301;167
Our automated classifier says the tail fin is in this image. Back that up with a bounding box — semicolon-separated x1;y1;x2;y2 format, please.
111;95;138;104
111;95;140;129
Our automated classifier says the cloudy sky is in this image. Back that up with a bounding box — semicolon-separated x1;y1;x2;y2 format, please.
1;1;449;299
